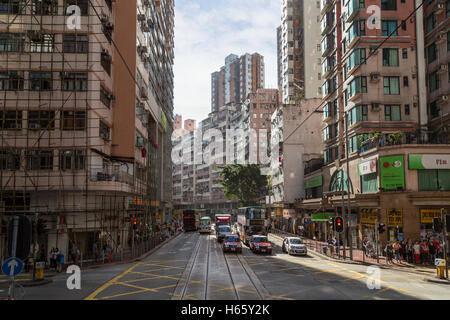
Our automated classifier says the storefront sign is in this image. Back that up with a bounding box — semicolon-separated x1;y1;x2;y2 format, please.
409;154;450;170
311;213;334;222
358;159;377;176
387;209;403;227
360;209;378;225
304;176;323;189
380;155;405;190
420;209;448;224
276;208;283;216
283;209;295;218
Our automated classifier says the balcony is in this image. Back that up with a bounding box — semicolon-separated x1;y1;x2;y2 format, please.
346;0;364;23
320;0;332;15
304;158;324;175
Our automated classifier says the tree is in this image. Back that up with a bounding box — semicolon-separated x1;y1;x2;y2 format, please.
218;164;268;206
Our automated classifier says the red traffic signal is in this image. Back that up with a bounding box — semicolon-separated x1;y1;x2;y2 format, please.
133;217;137;230
335;216;344;233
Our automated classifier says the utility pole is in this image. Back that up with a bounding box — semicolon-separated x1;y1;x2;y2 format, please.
375;220;380;264
9;216;19;300
345;112;353;260
341;174;346;260
33;212;38;281
442;208;448;279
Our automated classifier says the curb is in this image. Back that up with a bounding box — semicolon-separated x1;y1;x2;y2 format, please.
20;279;53;287
423;278;450;285
269;233;434;274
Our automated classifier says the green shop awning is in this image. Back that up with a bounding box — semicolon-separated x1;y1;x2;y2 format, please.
304;176;323;189
311;213;334;222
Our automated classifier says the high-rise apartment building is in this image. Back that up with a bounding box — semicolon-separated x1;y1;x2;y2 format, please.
211;53;265;112
280;0;322;103
0;0;174;263
295;0;450;247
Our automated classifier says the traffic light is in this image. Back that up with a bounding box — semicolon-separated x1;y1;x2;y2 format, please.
432;217;442;233
335;216;344;233
133;217;137;230
37;218;47;235
378;223;386;234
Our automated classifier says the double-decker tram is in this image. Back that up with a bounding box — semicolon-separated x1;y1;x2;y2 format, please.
198;216;212;234
236;206;268;246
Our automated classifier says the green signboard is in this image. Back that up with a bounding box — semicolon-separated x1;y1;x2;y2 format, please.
304;176;323;189
409;154;450;170
380;155;405;190
311;213;334;222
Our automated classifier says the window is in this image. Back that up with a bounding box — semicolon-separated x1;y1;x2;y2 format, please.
28;110;55;130
403;76;409;87
382;20;398;36
99;121;110;141
29;72;52;91
64;0;88;15
384;77;400;95
385;105;401;121
427;43;437;63
100;86;112;108
61;111;86;130
429;100;441;119
1;192;30;212
381;0;397;10
348;105;368;126
32;0;58;15
418;170;450;191
29;33;54;53
0;0;26;14
405;104;410;115
0;71;24;90
402;48;408;59
101;50;112;75
348;76;367;98
361;173;378;193
382;48;399;66
0;32;25;52
59;150;86;170
425;14;436;33
135;130;146;148
26;150;53;170
61;72;88;91
0;150;21;170
0;110;22;129
63;34;88;53
428;71;440;92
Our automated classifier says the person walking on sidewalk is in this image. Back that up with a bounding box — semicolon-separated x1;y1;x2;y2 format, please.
385;242;394;264
413;241;421;264
429;239;437;265
420;240;429;265
393;241;401;264
406;239;414;263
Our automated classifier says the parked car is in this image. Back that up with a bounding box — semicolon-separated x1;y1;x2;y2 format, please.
216;225;232;242
249;235;272;254
222;235;242;253
282;237;308;256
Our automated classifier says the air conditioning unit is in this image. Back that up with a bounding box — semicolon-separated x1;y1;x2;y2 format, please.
59;71;69;78
370;73;380;82
436;31;446;44
29;123;40;130
107;94;116;100
137;14;146;21
437;64;447;74
100;14;110;23
435;3;445;15
371;103;380;111
441;95;449;103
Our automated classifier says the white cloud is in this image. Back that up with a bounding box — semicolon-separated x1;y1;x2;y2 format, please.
173;0;281;123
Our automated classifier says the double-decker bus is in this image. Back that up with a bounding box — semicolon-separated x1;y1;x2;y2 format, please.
183;210;197;232
237;206;268;245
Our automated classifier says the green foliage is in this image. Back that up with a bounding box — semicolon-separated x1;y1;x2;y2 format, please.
218;164;268;206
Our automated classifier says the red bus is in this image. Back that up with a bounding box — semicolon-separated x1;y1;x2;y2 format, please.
183;210;197;231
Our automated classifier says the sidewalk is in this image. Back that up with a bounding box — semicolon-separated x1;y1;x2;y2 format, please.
269;230;439;276
0;231;183;287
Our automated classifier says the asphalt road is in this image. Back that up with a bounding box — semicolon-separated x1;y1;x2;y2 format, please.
5;231;450;300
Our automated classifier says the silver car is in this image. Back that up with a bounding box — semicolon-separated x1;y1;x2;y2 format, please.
282;237;308;256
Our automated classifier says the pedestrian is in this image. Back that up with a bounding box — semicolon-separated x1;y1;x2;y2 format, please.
420;240;429;265
438;240;445;259
362;238;368;257
413;241;421;264
406;239;414;263
385;242;393;264
393;241;401;264
428;239;437;265
93;242;98;262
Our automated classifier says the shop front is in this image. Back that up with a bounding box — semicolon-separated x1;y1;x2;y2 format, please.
419;208;448;241
359;209;378;244
386;209;403;242
311;212;334;241
282;209;296;233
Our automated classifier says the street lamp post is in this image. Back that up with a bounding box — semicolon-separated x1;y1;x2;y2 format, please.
344;112;353;260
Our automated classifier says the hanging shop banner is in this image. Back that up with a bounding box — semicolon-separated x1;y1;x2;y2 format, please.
304;176;323;189
409;154;450;170
420;209;448;224
311;213;334;222
380;155;405;190
387;209;403;227
358;159;377;176
360;209;378;225
161;110;167;132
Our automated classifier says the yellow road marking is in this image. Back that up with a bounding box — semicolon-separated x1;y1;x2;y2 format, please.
141;263;185;270
84;262;143;300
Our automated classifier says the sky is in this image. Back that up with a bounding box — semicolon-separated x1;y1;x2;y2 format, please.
173;0;281;124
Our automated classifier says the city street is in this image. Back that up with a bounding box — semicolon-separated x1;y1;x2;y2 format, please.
6;232;449;300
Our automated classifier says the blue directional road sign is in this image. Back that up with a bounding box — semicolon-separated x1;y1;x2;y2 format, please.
1;258;24;277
